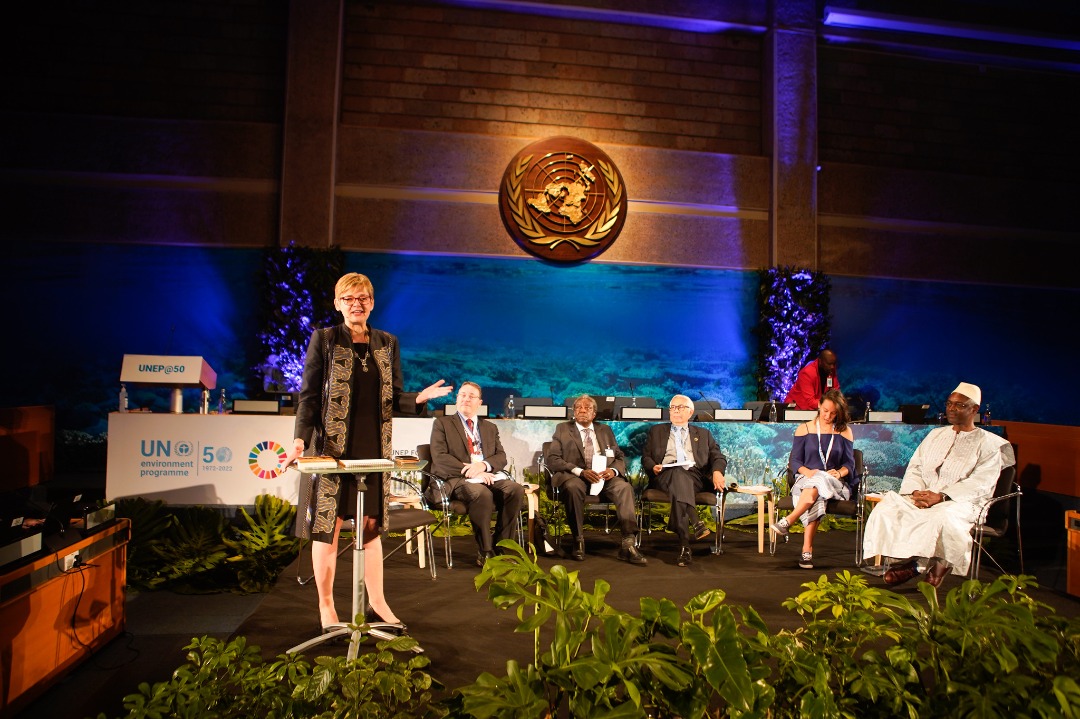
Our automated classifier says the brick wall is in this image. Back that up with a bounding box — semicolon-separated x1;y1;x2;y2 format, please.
341;2;763;154
819;45;1080;182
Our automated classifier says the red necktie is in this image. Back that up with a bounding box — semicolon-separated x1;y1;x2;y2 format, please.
465;418;477;454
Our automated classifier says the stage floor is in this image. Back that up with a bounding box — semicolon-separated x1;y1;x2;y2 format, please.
16;524;1079;719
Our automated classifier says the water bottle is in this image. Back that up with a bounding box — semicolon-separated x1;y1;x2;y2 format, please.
865;401;872;422
504;394;516;419
118;384;128;413
768;401;777;423
218;388;227;414
983;403;992;426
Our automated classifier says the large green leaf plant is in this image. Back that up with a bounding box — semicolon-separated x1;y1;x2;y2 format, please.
450;544;1080;719
224;493;301;593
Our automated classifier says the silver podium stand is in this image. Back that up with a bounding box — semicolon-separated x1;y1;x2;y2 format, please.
287;460;426;658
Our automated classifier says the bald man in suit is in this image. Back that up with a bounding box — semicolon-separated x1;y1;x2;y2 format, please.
642;394;728;566
428;381;524;567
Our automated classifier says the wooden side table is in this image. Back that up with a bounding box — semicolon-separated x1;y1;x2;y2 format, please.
719;485;775;554
522;483;541;541
388;494;427;569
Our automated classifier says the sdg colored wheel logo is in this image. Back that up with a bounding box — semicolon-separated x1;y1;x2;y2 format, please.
249;440;286;480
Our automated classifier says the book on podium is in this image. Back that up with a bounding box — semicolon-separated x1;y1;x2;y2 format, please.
294;456;338;471
337;458;395;471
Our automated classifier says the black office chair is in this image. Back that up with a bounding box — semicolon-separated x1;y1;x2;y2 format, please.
769;448;867;565
382;477;439;579
637;484;722;554
969;464;1023;580
540;441;616;543
416;443;523;569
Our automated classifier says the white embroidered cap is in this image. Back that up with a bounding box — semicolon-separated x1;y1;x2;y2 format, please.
952;382;981;405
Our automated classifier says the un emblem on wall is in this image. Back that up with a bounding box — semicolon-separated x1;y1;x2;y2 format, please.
499;136;628;263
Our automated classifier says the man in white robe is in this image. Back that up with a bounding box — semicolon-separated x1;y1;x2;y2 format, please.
863;382;1015;586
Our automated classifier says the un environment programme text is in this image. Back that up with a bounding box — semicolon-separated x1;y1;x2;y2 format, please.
140;459;196;478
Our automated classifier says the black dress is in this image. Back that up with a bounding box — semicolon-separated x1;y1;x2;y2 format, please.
341;341;383;519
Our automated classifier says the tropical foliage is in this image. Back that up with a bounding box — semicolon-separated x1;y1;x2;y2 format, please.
96;542;1080;718
117;494;300;593
450;544;1080;718
95;632;441;719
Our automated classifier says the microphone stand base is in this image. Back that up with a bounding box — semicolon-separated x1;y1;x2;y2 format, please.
287;621;422;658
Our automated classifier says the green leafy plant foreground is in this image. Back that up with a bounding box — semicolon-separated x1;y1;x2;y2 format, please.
117;494;300;594
96;632;441;719
453;542;1080;719
99;541;1080;718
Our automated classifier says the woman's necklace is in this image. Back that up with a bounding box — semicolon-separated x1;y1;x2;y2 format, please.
354;347;370;372
350;324;370;372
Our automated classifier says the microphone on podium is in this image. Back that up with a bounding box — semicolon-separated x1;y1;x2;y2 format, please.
696;391;719;421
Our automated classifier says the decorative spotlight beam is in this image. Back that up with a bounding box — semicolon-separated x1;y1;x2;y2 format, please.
436;0;766;34
823;5;1080;52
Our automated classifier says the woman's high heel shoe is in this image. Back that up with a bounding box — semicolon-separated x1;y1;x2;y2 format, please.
365;607;407;634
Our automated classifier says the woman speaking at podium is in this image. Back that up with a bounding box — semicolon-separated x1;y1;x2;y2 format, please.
282;272;452;631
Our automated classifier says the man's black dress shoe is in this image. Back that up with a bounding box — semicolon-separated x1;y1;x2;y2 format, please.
618;538;647;566
476;550;495;567
677;545;692;567
883;559;920;587
692;521;711;541
572;537;586;561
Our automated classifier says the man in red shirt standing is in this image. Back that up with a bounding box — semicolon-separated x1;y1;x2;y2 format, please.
784;349;841;410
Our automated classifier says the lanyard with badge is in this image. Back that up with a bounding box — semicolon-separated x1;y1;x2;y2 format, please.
815;418;835;469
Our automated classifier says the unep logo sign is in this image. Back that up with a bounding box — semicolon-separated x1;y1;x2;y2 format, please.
249;440;286;480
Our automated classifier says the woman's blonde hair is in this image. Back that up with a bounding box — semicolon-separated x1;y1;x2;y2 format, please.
334;273;374;301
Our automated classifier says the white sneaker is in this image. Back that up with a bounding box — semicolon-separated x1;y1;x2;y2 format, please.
771;518;790;536
799;552;814;569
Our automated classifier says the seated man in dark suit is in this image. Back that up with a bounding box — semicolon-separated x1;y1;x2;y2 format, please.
428;381;524;567
544;394;646;565
642;394;728;567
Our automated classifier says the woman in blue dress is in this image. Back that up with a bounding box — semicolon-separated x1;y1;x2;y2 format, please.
771;389;856;569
